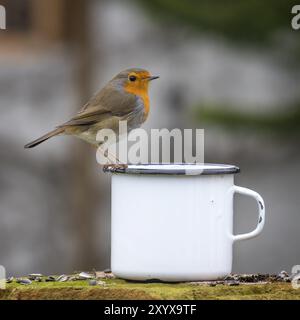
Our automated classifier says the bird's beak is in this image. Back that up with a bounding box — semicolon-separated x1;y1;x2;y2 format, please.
147;76;159;81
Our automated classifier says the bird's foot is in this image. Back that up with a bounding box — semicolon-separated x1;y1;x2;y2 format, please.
103;163;128;173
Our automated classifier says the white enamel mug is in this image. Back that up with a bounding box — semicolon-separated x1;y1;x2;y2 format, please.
104;164;265;282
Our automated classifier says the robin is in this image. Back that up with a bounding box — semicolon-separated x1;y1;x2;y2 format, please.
24;68;159;162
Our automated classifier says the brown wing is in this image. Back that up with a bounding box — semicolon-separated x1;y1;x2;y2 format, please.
59;83;137;128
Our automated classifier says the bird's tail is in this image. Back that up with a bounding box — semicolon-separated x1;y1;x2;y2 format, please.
24;128;64;148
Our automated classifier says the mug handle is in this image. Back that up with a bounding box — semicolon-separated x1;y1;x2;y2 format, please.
231;186;265;242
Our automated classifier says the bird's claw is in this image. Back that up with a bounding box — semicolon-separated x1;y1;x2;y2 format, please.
103;164;128;173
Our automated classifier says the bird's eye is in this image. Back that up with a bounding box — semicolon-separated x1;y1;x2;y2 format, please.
129;75;137;82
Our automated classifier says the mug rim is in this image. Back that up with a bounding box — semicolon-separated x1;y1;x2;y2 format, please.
103;163;240;175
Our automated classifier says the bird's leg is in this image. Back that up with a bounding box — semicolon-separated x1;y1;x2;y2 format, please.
95;145;128;172
106;150;128;172
93;144;116;166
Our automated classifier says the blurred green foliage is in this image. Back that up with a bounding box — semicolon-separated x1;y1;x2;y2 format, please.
194;104;300;136
137;0;300;134
137;0;297;43
138;0;300;133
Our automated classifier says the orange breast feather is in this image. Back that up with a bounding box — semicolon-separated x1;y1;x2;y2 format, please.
124;82;150;119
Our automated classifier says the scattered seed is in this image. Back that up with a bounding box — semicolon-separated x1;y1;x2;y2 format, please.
225;274;239;281
103;268;111;274
16;278;32;285
78;272;93;280
45;276;56;282
95;271;105;279
6;277;14;283
189;281;217;286
60;276;69;282
89;279;97;286
28;273;43;280
276;270;290;282
57;275;69;282
226;280;240;286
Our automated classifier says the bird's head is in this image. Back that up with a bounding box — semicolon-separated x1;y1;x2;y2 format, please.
112;68;159;96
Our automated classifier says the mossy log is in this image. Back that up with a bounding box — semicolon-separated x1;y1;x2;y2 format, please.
1;278;299;300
